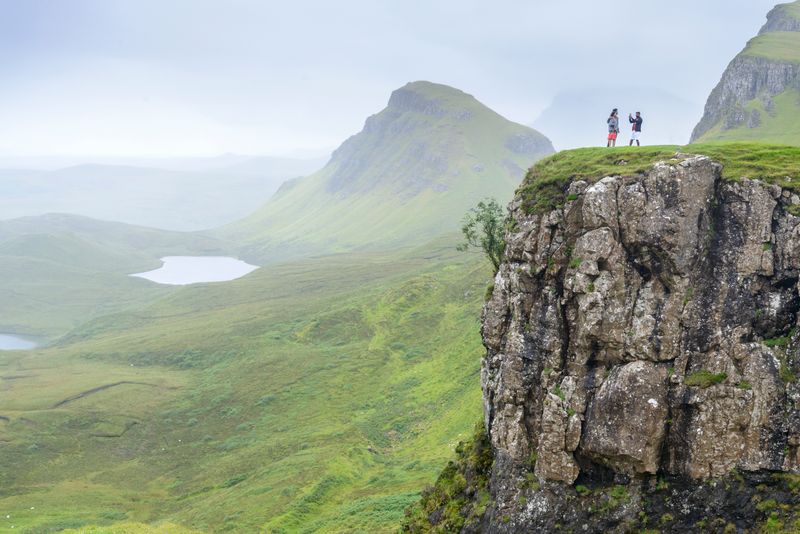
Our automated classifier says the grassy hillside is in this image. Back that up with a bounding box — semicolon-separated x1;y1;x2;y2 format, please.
743;31;800;63
694;89;800;145
0;237;488;533
221;81;553;263
0;214;228;338
0;80;545;532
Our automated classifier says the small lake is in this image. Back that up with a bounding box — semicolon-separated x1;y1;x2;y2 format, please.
0;334;38;351
130;256;259;285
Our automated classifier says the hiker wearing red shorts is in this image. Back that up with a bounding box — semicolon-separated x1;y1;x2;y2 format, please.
607;109;620;147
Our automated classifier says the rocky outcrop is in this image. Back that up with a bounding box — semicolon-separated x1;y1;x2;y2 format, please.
691;55;800;141
479;154;800;532
691;1;800;143
759;3;800;34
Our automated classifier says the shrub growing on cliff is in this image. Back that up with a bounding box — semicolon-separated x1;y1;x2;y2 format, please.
457;198;507;274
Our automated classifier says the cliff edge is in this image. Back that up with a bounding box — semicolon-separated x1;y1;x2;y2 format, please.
404;144;800;533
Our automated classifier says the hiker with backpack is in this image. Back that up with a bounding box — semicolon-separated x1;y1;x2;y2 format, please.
629;111;643;146
607;109;620;147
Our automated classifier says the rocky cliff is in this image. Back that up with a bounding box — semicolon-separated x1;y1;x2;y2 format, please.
760;2;800;34
691;1;800;144
403;145;800;533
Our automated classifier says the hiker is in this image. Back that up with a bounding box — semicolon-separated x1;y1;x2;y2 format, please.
629;111;643;146
607;109;619;147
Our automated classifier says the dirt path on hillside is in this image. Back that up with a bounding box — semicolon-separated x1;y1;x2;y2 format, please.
52;381;164;408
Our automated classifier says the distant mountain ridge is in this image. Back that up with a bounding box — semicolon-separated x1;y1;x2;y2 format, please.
0;157;323;231
691;0;800;144
223;81;554;262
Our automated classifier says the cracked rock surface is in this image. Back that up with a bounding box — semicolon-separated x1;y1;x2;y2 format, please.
479;154;800;532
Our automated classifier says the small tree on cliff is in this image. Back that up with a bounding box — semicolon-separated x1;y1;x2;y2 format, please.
457;198;507;274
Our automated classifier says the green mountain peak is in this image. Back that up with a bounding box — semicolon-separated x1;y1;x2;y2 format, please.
223;81;554;262
691;1;800;144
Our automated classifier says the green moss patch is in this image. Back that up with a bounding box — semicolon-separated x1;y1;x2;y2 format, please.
685;370;729;388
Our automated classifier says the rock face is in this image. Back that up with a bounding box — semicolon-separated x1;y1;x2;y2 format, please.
691;55;800;142
760;2;800;34
691;1;800;143
479;154;800;531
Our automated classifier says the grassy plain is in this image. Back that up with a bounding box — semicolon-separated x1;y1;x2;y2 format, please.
0;236;488;533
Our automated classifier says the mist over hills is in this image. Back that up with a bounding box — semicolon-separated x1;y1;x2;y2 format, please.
1;5;798;525
0;156;324;231
692;0;800;144
223;81;554;262
0;213;227;338
533;87;701;149
1;1;798;531
0;80;551;532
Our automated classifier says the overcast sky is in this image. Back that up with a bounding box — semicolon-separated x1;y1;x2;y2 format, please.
0;0;781;158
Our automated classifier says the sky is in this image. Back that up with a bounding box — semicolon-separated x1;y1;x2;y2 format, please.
0;0;782;158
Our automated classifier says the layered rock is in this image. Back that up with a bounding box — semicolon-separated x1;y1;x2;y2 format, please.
479;154;800;531
691;1;800;143
759;2;800;34
691;55;800;142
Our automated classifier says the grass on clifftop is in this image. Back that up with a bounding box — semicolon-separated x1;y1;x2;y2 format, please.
519;143;800;214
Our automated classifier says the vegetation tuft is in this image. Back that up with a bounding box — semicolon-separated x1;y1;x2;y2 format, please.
401;422;494;532
684;370;728;388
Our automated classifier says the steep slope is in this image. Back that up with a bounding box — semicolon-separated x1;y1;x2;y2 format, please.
405;144;800;533
223;81;554;262
0;214;227;338
692;1;800;144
